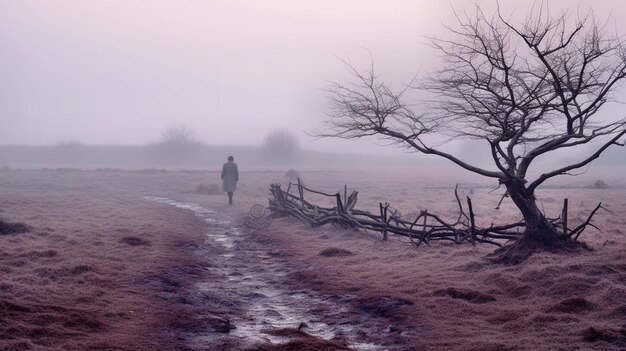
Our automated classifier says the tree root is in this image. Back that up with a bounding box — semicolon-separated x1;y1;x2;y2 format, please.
486;235;591;265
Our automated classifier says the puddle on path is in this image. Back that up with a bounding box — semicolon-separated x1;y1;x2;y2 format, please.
144;196;388;350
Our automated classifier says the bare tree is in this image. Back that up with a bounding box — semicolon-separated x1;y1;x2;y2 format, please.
263;129;301;161
153;126;204;164
159;126;199;146
320;5;626;246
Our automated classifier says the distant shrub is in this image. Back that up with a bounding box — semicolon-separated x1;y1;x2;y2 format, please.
0;165;9;172
548;297;594;313
121;236;151;246
320;247;353;257
195;184;220;194
582;327;621;342
284;169;302;183
585;180;609;189
0;220;30;235
434;287;496;303
593;180;608;189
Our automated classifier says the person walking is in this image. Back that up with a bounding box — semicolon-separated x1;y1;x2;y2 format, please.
221;155;239;205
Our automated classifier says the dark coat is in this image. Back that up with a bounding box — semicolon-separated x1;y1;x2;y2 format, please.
221;161;239;192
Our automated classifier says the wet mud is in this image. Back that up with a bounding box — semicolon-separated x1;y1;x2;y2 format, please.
145;197;394;351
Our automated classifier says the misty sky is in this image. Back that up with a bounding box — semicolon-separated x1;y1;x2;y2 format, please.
1;0;625;154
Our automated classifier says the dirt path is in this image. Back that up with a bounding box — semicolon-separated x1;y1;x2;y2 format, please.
145;197;395;351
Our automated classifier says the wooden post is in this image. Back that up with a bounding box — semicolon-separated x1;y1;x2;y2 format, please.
297;177;304;203
336;193;344;213
421;212;428;245
562;198;568;237
467;197;476;243
380;202;388;240
344;185;348;207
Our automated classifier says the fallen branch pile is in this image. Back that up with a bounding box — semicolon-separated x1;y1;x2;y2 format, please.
268;181;603;247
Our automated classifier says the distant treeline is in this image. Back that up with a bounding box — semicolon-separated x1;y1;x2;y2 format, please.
1;142;621;169
0;143;423;169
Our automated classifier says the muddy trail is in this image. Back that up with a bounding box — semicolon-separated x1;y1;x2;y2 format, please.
144;197;406;351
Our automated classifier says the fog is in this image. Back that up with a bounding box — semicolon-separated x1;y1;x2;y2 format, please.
1;0;625;157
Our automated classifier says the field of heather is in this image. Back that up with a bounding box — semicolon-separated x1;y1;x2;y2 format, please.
1;166;625;350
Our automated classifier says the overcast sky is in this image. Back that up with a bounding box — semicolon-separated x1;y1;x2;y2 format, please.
1;0;625;154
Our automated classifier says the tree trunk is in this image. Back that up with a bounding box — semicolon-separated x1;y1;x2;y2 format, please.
504;179;561;245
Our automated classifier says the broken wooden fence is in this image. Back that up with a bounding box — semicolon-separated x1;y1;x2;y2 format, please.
268;181;525;247
267;181;602;247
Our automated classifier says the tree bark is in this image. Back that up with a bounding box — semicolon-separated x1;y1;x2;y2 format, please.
504;178;560;245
